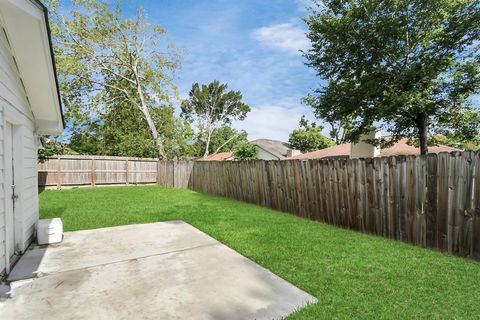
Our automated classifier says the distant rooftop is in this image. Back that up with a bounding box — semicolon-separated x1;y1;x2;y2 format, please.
290;138;461;160
250;139;294;159
199;151;234;161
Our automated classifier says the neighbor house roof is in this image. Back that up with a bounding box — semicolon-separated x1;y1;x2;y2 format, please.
290;138;461;160
250;139;294;159
0;0;64;134
199;151;234;161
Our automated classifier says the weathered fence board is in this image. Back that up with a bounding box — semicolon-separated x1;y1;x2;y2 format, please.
189;152;480;259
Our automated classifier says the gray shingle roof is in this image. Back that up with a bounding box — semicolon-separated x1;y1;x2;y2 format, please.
250;139;293;159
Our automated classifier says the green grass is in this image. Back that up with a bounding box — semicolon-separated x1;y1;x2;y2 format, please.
40;185;480;319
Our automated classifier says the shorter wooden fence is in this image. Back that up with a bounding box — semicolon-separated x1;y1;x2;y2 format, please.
39;155;160;188
38;155;195;189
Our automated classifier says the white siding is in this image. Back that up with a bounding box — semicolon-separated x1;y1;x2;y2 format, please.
0;21;38;275
256;147;281;160
0;109;4;273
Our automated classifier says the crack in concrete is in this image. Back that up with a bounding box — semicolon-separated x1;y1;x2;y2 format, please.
35;242;220;278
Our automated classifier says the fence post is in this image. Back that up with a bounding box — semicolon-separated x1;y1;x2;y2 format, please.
173;161;176;188
91;157;96;187
125;159;129;185
57;154;62;190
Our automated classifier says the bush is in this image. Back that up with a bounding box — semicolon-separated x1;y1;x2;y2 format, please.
234;142;257;160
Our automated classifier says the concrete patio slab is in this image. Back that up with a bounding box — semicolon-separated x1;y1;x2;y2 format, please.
7;221;218;281
0;221;316;320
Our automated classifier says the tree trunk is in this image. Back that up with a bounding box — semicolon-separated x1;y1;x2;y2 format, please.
134;78;166;160
214;132;241;154
203;128;213;159
139;103;165;159
416;113;428;155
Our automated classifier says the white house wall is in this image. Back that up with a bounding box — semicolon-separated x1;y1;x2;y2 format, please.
256;147;280;160
0;19;38;275
0;106;4;274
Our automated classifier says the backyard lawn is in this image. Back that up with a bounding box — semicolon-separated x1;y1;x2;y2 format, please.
40;185;480;319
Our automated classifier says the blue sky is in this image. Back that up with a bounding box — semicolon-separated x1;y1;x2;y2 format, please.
122;0;319;141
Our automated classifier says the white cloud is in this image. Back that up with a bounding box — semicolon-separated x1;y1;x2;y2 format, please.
251;23;310;55
163;3;319;142
232;98;317;142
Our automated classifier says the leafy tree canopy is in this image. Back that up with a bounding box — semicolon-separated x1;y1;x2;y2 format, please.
181;80;251;158
45;0;181;159
69;102;195;159
38;138;68;158
304;0;480;154
234;142;257;160
193;125;248;158
289;116;335;152
430;134;480;152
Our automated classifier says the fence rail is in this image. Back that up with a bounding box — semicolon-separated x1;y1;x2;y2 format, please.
38;152;480;259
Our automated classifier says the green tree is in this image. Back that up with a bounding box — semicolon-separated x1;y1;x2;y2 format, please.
181;80;251;159
429;108;480;152
304;0;480;154
193;126;248;157
288;116;335;152
46;0;181;159
68;103;195;159
68;127;100;155
38;138;67;158
234;142;257;160
430;134;480;152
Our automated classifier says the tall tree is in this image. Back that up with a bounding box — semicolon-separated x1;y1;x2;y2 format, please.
68;99;195;159
181;81;251;159
193;125;248;157
288;116;335;152
46;0;181;159
304;0;480;154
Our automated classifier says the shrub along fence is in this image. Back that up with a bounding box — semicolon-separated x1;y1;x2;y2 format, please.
38;152;480;259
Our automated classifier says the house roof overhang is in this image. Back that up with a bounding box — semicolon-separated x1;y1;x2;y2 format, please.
0;0;64;135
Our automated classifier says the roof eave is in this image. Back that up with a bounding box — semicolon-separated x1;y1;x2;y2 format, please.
0;0;64;135
33;0;65;129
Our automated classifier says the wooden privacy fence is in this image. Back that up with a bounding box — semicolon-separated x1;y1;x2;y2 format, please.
157;161;194;188
39;153;480;259
38;155;195;189
190;152;480;259
39;155;160;188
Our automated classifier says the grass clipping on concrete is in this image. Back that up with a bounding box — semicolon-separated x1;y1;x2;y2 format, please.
40;186;480;319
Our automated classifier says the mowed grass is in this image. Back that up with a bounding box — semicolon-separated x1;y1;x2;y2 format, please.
40;185;480;319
